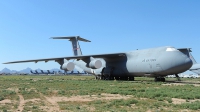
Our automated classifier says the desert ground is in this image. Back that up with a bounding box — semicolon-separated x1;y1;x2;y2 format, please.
0;75;200;112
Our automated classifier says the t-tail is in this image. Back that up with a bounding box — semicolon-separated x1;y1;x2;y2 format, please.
50;36;91;56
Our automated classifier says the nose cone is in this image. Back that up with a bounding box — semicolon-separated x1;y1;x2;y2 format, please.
181;57;192;71
160;49;193;75
169;56;193;74
185;58;192;66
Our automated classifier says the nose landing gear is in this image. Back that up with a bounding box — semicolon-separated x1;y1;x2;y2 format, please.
175;74;181;81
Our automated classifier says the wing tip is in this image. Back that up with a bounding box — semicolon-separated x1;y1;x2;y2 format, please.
3;62;10;64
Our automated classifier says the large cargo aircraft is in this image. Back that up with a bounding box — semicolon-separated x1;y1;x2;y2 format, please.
3;36;193;81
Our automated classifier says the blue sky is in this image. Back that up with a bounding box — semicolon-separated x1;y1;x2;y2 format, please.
0;0;200;73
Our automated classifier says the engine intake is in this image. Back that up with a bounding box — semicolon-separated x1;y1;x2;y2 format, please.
89;60;102;69
61;62;75;71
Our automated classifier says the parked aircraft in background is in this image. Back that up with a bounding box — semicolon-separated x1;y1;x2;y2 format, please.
41;70;49;74
181;74;199;78
30;70;55;75
166;74;199;78
189;53;200;75
35;70;40;74
30;70;38;74
47;70;55;74
4;36;193;82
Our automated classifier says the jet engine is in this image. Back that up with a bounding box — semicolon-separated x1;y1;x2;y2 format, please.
60;62;75;71
89;60;102;69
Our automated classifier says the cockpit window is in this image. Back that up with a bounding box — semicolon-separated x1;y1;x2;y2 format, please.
166;47;177;51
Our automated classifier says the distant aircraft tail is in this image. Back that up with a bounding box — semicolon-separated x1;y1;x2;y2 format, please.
41;70;44;73
30;70;33;73
189;53;197;64
35;70;38;73
50;36;91;56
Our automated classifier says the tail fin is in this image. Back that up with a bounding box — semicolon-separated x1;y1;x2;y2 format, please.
50;36;91;56
41;70;44;73
189;53;197;64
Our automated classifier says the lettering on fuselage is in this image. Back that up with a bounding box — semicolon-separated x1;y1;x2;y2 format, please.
142;59;156;62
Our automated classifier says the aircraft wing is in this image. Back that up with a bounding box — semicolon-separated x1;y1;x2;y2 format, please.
3;53;127;64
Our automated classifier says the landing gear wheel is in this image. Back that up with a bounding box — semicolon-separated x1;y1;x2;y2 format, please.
115;77;119;80
124;77;128;80
109;76;114;80
154;77;165;82
100;75;105;80
154;77;158;82
95;76;101;80
129;77;135;81
161;77;165;82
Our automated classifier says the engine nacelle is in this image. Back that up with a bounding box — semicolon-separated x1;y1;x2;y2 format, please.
61;62;75;71
89;60;102;69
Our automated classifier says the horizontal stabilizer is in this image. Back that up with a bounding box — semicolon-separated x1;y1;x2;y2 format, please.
50;36;91;42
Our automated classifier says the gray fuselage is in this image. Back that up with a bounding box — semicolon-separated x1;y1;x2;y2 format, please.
73;46;192;77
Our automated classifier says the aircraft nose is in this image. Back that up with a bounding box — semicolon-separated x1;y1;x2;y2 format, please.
171;56;193;73
185;57;192;64
184;57;192;69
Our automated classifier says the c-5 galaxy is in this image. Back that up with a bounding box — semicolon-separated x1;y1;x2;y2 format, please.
3;36;193;81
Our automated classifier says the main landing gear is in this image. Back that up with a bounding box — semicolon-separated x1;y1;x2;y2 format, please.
154;74;181;82
154;77;165;82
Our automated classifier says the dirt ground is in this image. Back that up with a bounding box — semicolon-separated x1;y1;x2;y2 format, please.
0;88;133;112
1;88;196;112
1;79;200;112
